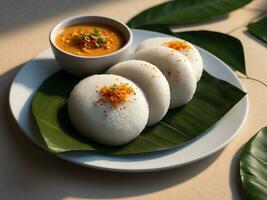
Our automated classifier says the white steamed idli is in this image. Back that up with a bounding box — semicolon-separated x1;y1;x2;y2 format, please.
106;60;170;126
136;37;203;81
134;46;197;109
68;74;149;146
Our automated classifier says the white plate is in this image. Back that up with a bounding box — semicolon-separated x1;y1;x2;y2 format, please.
9;29;248;172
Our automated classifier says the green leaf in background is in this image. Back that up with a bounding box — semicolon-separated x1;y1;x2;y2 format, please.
240;127;267;200
137;25;246;74
175;30;246;74
127;0;252;28
248;16;267;44
32;70;246;155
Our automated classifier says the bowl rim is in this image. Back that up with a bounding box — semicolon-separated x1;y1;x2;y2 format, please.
49;15;133;59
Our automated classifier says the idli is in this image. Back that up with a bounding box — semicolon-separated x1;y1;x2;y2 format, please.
68;74;149;146
134;46;197;109
136;37;203;80
106;60;170;126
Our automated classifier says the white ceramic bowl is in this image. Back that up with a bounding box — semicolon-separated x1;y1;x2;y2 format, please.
49;15;133;77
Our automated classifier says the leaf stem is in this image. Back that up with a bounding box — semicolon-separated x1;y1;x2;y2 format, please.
238;74;267;88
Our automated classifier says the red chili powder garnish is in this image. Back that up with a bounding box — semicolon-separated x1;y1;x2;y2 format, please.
164;40;191;51
97;83;135;107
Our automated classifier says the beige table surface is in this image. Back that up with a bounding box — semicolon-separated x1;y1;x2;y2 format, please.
1;0;267;199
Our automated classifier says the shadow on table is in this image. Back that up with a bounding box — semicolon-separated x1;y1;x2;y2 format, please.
0;0;110;35
229;145;245;200
1;0;251;37
1;64;223;199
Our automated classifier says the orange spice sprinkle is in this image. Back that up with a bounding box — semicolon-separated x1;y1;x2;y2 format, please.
97;83;135;107
164;40;191;51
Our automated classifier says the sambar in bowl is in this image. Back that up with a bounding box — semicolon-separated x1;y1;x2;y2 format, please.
50;16;133;77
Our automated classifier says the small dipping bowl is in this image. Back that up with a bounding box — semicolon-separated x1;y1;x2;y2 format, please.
49;15;133;77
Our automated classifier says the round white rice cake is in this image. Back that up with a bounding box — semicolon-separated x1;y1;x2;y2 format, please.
134;46;197;109
106;60;170;126
136;37;203;81
68;74;149;146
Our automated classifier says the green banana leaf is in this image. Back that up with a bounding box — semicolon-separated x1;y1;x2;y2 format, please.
138;25;246;74
32;70;246;154
127;0;252;28
248;16;267;44
240;127;267;200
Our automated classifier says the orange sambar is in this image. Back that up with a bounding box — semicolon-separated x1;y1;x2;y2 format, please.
55;23;125;56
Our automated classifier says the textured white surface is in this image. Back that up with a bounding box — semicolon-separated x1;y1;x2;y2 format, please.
134;46;197;108
136;37;203;80
68;74;149;146
107;60;170;126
